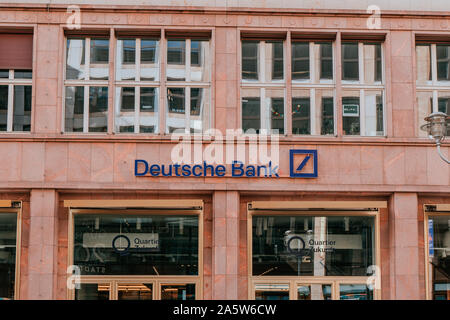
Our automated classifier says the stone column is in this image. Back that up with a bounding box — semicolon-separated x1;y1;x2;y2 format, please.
212;191;240;299
388;192;421;299
27;189;58;299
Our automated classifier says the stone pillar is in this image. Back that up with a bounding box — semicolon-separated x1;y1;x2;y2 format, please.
389;31;415;137
212;191;239;299
388;192;421;299
27;189;58;299
215;27;238;133
34;25;61;133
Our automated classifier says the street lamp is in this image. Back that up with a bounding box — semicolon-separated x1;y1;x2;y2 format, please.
421;112;450;164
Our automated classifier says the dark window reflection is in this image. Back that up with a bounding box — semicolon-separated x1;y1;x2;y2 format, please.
271;97;284;134
0;86;8;131
121;39;136;64
74;214;198;276
292;42;310;80
321;97;334;135
320;42;333;80
167;40;185;65
342;43;359;80
437;45;450;81
89;87;108;132
242;97;260;133
292;97;310;135
340;284;373;300
342;96;360;135
252;215;375;277
242;41;259;80
271;41;284;80
0;213;17;300
13;85;32;132
75;283;110;300
438;97;450;136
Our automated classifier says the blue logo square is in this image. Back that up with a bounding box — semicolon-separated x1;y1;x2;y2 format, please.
289;149;318;178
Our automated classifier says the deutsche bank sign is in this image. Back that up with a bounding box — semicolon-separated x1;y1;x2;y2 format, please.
135;149;318;178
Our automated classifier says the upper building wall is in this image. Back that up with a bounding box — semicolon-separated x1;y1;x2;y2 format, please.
4;0;450;13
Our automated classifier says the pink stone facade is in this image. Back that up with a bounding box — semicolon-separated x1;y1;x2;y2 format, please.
0;3;449;300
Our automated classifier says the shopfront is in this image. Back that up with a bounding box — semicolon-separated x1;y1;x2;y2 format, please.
425;205;450;300
247;201;382;300
65;200;203;300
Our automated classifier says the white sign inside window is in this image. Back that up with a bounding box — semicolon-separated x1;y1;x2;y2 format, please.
83;233;159;250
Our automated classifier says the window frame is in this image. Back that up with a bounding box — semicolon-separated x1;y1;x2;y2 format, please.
63;36;110;134
247;205;381;300
67;203;204;300
0;69;33;133
341;41;386;137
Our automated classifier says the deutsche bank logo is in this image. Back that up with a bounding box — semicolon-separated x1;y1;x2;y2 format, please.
289;149;318;178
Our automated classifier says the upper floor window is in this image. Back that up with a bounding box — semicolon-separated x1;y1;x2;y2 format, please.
416;42;450;137
115;37;160;134
341;41;385;136
64;37;109;133
166;38;211;133
0;34;33;132
242;40;284;82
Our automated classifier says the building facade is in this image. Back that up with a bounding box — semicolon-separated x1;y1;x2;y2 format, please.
0;1;449;300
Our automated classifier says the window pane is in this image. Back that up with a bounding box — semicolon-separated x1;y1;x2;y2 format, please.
340;284;373;300
65;86;84;132
342;95;360;135
14;70;32;79
252;215;375;276
89;87;108;132
90;39;109;80
292;92;310;135
320;93;335;135
242;41;259;80
190;88;210;133
66;38;86;80
161;284;195;300
319;42;333;80
364;91;384;136
140;87;158;133
342;43;359;80
74;214;198;275
0;86;8;131
298;284;332;300
167;40;186;81
428;216;450;300
116;39;136;81
416;45;431;84
0;213;16;300
75;283;110;300
13;85;31;132
292;42;310;80
417;91;433;138
364;43;382;84
115;87;135;133
242;89;260;133
255;284;289;300
166;87;185;133
0;70;9;78
141;39;159;81
118;284;152;300
437;45;450;81
265;89;284;134
266;41;284;81
190;40;210;82
438;93;450;136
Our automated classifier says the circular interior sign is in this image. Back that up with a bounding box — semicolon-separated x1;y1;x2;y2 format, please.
112;235;131;255
287;236;306;255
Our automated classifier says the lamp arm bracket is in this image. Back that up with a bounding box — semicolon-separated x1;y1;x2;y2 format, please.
436;142;450;164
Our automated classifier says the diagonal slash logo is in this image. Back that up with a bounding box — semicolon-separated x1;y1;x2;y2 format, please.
289;149;318;178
